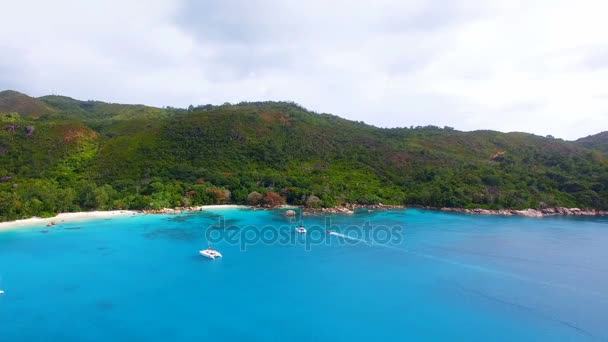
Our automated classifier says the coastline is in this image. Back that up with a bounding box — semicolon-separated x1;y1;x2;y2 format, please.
0;210;140;232
0;205;248;231
427;206;608;217
2;203;607;231
141;204;247;214
301;204;608;218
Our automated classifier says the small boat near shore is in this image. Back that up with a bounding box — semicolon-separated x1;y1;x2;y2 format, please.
199;247;222;260
295;212;307;233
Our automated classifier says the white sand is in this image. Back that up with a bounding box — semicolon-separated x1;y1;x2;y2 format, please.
0;210;140;231
0;205;254;231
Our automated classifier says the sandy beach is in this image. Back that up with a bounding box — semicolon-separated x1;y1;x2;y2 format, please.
0;205;252;231
0;210;140;232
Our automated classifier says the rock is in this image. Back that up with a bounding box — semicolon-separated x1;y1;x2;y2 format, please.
433;205;605;217
541;207;557;214
307;206;355;215
25;126;35;136
143;208;183;214
513;209;543;217
284;210;297;217
570;208;581;215
5;124;17;133
498;209;513;216
440;207;466;213
471;208;493;215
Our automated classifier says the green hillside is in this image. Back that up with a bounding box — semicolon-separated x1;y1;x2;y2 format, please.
0;90;54;118
577;132;608;154
1;90;607;221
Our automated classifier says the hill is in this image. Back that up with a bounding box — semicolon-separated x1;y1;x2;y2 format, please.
0;90;54;118
577;132;608;153
1;90;607;221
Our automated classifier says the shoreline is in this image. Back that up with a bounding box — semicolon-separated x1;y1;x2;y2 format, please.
0;205;248;231
2;204;607;231
300;204;608;218
141;204;247;214
433;206;608;217
0;210;140;232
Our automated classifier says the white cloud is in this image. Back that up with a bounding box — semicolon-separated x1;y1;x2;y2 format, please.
0;0;607;139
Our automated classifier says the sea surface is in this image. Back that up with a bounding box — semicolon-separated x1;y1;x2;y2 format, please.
1;208;607;341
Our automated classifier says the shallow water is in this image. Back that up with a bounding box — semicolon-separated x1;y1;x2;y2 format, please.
1;209;607;341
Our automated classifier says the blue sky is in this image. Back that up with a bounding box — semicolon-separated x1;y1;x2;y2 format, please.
1;0;607;139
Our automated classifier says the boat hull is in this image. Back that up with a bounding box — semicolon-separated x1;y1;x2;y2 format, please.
199;250;222;259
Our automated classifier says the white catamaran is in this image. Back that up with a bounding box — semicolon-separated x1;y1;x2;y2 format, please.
199;247;223;260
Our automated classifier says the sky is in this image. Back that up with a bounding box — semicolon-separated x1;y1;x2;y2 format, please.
1;0;607;140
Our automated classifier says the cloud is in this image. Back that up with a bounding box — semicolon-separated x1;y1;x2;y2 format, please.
0;0;607;139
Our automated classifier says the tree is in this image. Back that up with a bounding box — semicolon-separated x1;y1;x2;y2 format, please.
78;182;98;209
262;192;285;207
208;188;231;204
305;195;322;208
247;191;263;206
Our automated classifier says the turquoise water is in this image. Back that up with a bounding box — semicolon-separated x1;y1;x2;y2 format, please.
1;208;607;341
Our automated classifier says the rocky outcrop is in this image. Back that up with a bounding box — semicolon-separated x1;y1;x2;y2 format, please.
142;207;202;214
305;203;404;215
313;207;355;214
439;206;607;217
25;125;35;136
143;208;183;214
6;124;17;133
513;209;544;217
140;204;606;218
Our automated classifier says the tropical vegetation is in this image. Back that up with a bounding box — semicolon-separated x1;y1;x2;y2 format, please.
1;90;608;222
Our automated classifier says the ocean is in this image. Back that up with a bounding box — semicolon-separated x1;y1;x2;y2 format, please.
1;208;607;341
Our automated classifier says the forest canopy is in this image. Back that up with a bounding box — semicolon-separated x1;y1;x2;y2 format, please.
1;90;608;222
